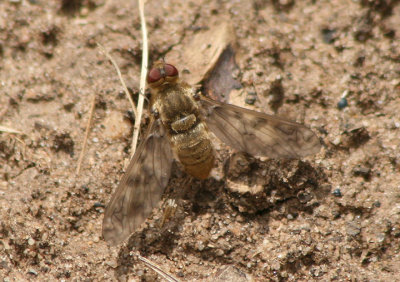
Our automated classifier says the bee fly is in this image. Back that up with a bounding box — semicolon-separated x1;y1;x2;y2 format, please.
102;61;321;245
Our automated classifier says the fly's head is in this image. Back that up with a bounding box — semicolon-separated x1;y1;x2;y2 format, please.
147;61;179;90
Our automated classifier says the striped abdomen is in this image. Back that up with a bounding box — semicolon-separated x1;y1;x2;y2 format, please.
169;115;214;179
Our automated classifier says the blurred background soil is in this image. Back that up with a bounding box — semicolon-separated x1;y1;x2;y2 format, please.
1;0;400;280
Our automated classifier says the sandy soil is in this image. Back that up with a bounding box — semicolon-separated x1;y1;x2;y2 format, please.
1;0;400;280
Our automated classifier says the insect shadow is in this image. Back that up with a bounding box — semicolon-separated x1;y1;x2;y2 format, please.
115;154;327;275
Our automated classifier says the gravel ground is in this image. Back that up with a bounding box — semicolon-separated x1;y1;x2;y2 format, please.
1;0;399;280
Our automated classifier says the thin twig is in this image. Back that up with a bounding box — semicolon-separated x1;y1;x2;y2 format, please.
0;125;23;135
131;0;149;158
75;93;96;176
138;255;180;282
97;43;138;119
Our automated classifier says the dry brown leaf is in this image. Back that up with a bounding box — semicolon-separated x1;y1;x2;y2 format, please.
167;21;236;85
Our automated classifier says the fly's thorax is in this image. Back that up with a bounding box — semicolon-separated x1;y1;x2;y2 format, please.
153;83;200;132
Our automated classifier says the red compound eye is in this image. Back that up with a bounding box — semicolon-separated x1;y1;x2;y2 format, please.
164;64;178;78
147;68;162;84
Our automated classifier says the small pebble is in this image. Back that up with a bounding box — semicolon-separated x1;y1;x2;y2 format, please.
245;91;257;105
28;269;38;276
321;28;337;44
331;210;341;219
28;238;35;246
376;233;386;243
337;97;348;109
332;188;342;197
93;202;105;208
332;136;342;146
346;222;361;236
353;166;371;179
197;241;205;251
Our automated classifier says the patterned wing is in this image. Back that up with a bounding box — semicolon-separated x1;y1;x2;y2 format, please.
199;96;321;158
102;118;173;245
